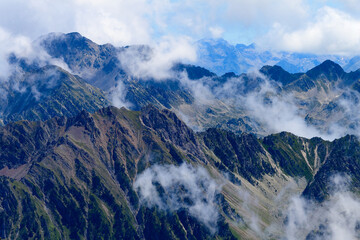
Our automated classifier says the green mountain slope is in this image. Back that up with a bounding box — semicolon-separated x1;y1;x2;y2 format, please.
1;106;360;239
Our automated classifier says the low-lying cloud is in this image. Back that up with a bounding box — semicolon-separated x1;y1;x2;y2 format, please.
134;163;221;233
179;69;360;140
0;27;70;82
0;27;36;80
108;81;133;109
118;36;197;81
284;175;360;240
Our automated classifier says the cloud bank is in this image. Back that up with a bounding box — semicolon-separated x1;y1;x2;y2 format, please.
134;163;221;233
284;175;360;240
119;36;197;81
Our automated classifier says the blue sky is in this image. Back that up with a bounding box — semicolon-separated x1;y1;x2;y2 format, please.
0;0;360;55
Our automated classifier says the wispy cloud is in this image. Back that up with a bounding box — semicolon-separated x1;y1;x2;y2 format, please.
134;163;222;233
118;36;197;81
284;175;360;240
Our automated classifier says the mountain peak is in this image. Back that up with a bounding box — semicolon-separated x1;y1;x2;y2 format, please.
260;65;296;85
172;63;216;80
65;31;83;39
40;31;97;52
306;59;345;81
221;72;237;78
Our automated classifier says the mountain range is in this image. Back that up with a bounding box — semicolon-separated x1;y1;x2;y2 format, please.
1;32;360;239
3;32;360;139
194;38;360;75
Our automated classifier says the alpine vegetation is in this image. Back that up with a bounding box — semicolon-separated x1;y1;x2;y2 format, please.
2;0;360;239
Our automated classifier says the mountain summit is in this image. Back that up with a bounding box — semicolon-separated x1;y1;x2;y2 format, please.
306;60;345;81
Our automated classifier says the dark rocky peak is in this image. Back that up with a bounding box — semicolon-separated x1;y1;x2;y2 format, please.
213;72;239;85
96;105;121;119
341;68;360;88
140;105;200;154
260;65;296;86
95;106;140;130
140;105;187;133
262;131;310;149
172;63;216;80
40;32;98;57
303;134;360;202
39;32;118;73
331;134;359;149
262;131;321;181
221;72;237;78
201;128;274;183
306;60;345;81
68;109;100;136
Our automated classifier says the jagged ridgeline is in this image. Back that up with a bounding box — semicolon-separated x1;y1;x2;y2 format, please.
1;106;360;239
1;32;360;239
3;32;360;138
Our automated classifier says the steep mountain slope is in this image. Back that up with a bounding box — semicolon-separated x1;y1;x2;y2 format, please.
0;106;235;239
0;65;109;125
35;32;360;138
40;32;200;113
40;32;121;88
1;31;358;142
259;61;360;135
1;106;360;239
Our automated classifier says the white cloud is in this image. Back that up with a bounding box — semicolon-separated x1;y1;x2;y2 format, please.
72;0;153;45
329;0;360;14
240;79;330;139
0;0;154;45
209;26;224;38
0;27;59;80
118;36;197;80
284;175;360;240
0;0;357;57
134;163;221;233
259;7;360;55
108;81;132;109
0;0;211;46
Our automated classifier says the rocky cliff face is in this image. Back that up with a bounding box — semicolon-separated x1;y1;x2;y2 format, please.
32;32;360;138
1;106;360;239
0;65;109;125
0;106;235;239
2;32;360;239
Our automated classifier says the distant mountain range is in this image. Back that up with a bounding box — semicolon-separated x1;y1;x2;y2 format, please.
194;38;360;75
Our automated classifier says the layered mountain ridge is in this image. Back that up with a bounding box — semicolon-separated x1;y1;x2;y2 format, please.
1;105;360;239
1;32;360;239
3;32;360;140
195;38;360;75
